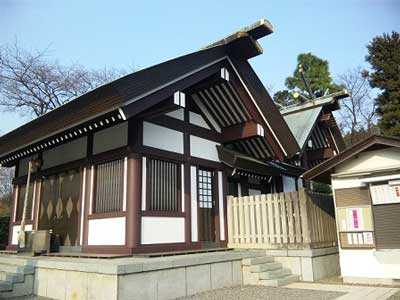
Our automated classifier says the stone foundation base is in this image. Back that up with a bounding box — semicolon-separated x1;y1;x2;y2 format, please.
265;247;340;282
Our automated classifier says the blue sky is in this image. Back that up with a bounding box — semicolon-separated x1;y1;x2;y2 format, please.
0;0;399;134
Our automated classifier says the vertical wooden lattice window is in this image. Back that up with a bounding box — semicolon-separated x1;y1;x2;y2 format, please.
148;158;180;211
94;159;123;213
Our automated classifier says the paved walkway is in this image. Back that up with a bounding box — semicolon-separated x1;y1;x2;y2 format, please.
286;282;399;300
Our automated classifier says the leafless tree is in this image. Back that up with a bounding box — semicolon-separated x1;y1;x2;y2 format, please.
336;67;377;146
0;42;128;118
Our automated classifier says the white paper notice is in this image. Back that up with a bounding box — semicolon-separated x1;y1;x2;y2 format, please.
352;233;359;244
346;208;364;230
341;219;347;230
347;233;353;244
363;232;374;244
357;233;363;244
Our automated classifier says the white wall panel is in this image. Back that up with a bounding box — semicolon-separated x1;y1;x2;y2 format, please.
340;249;400;279
218;171;225;241
141;217;185;244
88;217;126;245
165;108;184;120
189;112;210;129
143;122;184;154
190;136;220;162
11;224;32;245
92;122;128;155
191;166;198;242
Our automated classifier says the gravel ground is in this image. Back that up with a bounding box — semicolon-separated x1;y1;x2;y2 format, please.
177;285;345;300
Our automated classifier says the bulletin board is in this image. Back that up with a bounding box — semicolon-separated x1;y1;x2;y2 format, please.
336;206;375;249
339;231;375;248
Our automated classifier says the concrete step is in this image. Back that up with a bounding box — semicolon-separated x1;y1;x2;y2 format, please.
250;262;282;273
0;264;35;275
259;274;300;287
0;280;12;292
258;268;291;280
242;256;274;266
0;274;34;299
0;271;25;283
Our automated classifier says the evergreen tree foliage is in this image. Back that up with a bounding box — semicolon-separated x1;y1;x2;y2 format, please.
274;53;341;106
366;31;400;137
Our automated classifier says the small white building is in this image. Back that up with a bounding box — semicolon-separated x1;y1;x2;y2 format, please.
304;135;400;285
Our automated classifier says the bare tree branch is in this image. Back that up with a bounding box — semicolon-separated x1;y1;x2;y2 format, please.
0;43;128;118
336;67;377;146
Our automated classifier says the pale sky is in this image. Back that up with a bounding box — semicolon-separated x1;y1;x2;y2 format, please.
0;0;399;134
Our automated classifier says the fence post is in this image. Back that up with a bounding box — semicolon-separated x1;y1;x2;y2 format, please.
299;188;311;246
227;196;234;246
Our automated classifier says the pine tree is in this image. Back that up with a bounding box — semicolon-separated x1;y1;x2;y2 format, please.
273;53;342;106
366;31;400;137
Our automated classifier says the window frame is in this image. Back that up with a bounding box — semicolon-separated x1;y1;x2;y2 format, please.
92;158;124;214
145;156;182;214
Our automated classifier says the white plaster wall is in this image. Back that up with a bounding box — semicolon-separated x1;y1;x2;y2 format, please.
189;112;210;129
190;136;220;162
88;217;126;245
331;151;400;281
190;166;198;242
335;148;400;174
331;177;366;189
340;249;400;279
283;175;297;192
218;171;225;241
165;108;184;120
141;217;185;244
11;224;33;245
143;122;184;154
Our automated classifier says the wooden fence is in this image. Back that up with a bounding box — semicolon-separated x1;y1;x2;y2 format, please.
227;188;337;249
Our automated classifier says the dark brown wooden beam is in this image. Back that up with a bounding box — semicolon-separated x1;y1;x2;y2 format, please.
306;148;335;161
221;120;262;143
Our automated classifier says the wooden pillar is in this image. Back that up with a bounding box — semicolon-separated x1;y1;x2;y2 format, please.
126;153;142;250
32;179;42;231
81;166;92;247
6;186;17;250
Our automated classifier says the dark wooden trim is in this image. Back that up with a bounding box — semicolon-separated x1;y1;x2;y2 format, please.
122;61;225;119
6;245;17;251
86;132;93;158
303;135;400;182
227;67;284;161
87;211;127;220
88;146;129;166
140;211;186;217
82;166;92;246
126;153;141;249
82;245;132;254
306;148;334;161
133;242;202;254
75;168;84;245
221;120;261;143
